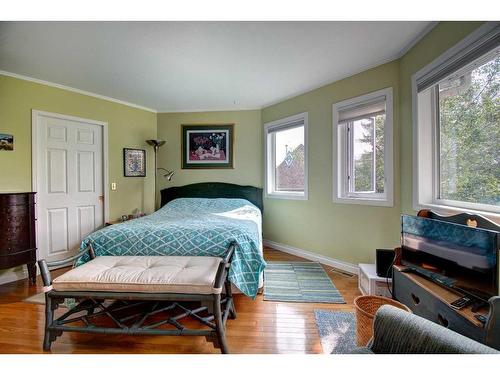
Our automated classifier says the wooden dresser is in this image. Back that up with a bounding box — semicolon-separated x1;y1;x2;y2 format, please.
0;192;37;284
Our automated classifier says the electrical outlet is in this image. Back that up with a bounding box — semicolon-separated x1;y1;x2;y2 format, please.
111;182;117;191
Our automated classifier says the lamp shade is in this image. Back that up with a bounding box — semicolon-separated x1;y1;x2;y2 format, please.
146;139;166;148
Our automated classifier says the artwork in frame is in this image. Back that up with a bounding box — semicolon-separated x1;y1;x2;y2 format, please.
0;133;14;151
123;148;146;177
182;124;234;169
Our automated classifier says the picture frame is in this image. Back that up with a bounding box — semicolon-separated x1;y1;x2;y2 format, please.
0;133;14;151
123;148;146;177
181;124;234;169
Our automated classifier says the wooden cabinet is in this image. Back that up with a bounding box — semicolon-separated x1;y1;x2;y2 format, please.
0;192;37;284
393;266;500;349
393;267;486;342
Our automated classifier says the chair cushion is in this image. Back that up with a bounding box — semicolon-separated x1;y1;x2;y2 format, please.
52;256;223;295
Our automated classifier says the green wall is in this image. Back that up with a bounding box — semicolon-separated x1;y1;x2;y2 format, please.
262;61;401;264
156;110;262;193
0;74;158;219
399;21;484;214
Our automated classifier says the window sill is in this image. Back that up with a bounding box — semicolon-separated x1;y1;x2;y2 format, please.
333;196;393;207
414;202;500;225
266;192;308;201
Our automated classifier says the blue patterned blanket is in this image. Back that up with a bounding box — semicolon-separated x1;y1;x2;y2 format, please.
78;198;266;297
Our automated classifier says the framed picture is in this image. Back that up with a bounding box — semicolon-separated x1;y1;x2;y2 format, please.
123;148;146;177
0;133;14;151
182;124;234;169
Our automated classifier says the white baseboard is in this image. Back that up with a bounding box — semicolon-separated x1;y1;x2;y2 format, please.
0;267;28;285
263;239;359;275
0;266;39;286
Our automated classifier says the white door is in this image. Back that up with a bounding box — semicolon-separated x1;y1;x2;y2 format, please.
33;111;105;263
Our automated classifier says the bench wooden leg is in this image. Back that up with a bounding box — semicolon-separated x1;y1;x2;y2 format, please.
213;294;229;354
43;294;55;351
225;280;236;320
43;294;64;351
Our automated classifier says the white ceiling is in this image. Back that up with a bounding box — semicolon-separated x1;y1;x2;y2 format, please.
0;22;433;112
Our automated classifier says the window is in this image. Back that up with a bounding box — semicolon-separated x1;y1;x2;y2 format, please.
414;23;500;215
333;87;393;206
265;112;308;199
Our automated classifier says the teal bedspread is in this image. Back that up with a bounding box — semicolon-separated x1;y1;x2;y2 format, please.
78;198;265;297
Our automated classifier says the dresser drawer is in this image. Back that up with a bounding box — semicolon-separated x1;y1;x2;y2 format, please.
393;269;484;342
433;295;484;342
0;193;35;207
0;203;33;216
394;269;433;318
0;250;36;270
0;209;34;253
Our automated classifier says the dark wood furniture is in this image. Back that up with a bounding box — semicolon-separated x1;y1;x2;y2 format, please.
38;243;236;353
393;209;500;350
0;192;37;284
160;182;263;212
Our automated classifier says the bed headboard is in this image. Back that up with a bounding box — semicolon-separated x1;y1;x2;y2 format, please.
160;182;264;212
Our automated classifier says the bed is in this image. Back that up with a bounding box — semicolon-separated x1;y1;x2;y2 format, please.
78;183;265;298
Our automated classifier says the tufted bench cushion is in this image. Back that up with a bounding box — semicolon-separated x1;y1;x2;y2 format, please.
52;256;223;295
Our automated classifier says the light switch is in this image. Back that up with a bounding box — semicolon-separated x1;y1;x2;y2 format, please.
111;182;117;191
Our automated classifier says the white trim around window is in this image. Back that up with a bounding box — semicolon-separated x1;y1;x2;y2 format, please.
332;87;394;207
264;112;308;200
412;22;500;220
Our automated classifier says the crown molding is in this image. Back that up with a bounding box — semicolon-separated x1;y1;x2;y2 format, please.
157;107;261;114
0;70;157;113
397;21;439;58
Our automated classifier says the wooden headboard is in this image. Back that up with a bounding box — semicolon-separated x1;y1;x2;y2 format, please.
417;209;500;232
160;182;264;212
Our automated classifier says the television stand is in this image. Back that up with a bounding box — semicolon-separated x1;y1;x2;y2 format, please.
393;209;500;350
393;265;500;349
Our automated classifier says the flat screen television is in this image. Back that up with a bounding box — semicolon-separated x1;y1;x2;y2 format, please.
401;215;499;302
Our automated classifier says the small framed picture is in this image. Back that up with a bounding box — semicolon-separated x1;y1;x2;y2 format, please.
182;124;234;169
123;148;146;177
0;133;14;151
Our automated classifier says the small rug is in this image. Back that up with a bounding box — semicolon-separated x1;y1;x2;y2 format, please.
264;262;345;303
24;293;78;309
24;292;46;305
315;310;356;354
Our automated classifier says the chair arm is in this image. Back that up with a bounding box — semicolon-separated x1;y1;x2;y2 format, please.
369;305;498;354
37;245;95;287
213;241;237;289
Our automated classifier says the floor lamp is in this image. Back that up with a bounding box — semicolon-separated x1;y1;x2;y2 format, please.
146;139;166;208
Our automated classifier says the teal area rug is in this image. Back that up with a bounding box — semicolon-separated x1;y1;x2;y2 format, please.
263;262;345;303
315;310;356;354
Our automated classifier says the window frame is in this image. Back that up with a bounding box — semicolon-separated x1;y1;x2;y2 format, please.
412;23;500;219
346;117;377;195
264;112;308;200
332;87;394;207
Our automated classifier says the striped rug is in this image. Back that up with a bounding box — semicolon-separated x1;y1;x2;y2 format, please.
263;262;345;303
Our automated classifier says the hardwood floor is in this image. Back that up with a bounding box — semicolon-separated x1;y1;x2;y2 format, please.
0;247;361;354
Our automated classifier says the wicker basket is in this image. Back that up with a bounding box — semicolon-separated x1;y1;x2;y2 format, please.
354;295;411;346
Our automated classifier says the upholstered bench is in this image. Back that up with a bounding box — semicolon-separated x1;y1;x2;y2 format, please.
38;243;236;353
